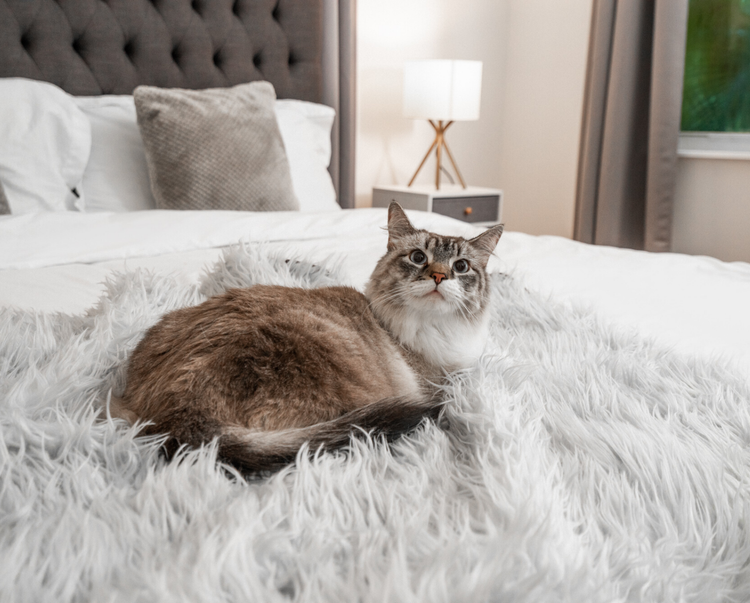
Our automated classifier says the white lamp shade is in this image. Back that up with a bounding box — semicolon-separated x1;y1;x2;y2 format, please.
403;60;483;121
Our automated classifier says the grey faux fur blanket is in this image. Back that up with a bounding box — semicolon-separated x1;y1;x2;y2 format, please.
1;244;749;602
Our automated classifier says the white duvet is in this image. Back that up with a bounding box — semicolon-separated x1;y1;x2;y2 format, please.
3;207;750;601
1;208;749;376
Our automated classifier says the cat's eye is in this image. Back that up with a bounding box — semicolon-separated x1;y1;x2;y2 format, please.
453;259;470;273
409;250;427;265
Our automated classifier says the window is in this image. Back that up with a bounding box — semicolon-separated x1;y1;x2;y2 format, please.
679;0;750;157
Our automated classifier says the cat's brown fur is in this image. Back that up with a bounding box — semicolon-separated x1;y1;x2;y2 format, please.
115;203;502;473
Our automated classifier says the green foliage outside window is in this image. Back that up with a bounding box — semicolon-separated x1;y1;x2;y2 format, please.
681;0;750;132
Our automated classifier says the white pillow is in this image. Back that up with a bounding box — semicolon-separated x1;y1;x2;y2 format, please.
274;99;340;212
75;94;339;213
0;78;91;214
75;96;157;212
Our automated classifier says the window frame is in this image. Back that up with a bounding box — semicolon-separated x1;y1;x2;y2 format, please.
678;132;750;160
679;0;750;158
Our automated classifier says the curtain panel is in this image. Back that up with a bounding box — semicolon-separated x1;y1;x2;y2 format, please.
575;0;689;251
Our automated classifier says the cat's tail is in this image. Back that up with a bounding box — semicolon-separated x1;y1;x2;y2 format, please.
217;396;443;474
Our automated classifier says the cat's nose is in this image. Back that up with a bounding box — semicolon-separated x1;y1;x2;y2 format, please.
431;272;447;285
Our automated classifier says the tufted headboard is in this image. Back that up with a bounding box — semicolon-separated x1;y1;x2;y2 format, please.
0;0;356;207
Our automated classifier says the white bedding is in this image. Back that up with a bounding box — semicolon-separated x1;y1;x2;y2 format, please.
3;207;750;601
2;208;749;377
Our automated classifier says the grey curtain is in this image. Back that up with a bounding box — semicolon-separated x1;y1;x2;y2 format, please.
322;0;357;209
0;180;9;215
575;0;689;251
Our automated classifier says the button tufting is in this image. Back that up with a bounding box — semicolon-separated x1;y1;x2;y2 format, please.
5;0;320;99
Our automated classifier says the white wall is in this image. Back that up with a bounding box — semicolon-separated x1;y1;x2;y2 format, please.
356;0;593;239
672;158;750;263
495;0;592;237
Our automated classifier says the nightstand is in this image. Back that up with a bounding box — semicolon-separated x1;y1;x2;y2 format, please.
372;185;503;225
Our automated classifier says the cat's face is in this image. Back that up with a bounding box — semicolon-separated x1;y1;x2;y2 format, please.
366;203;503;320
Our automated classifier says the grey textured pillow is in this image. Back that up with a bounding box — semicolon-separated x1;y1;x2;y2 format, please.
0;180;10;215
133;82;299;212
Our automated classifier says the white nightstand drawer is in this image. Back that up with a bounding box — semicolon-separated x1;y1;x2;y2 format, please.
372;185;502;224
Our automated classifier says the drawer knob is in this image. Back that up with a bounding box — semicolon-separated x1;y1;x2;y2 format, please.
464;206;473;216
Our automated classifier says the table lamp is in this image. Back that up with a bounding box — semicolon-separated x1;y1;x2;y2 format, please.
403;60;483;190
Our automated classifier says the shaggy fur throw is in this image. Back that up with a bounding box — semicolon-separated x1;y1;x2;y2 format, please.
1;245;749;602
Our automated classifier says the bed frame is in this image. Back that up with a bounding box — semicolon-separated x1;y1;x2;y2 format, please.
0;0;356;208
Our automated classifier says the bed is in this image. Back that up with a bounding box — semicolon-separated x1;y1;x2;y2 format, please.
2;1;750;601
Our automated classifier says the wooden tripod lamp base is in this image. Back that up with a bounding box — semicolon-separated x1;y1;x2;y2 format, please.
407;120;467;190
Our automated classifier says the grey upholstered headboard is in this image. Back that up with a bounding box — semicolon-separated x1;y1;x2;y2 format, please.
0;0;356;207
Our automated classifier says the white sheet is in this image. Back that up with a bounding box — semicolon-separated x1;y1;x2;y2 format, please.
2;209;749;377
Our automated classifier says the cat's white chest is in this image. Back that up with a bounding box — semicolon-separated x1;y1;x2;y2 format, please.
396;312;489;371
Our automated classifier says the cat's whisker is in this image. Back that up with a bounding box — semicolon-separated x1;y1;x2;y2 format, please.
454;299;471;322
370;285;409;308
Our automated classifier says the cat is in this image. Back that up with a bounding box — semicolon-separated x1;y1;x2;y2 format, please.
113;202;503;473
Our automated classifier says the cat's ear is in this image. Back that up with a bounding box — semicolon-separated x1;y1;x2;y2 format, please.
387;202;416;250
467;224;503;268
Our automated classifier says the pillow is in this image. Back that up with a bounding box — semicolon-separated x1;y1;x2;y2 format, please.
134;81;298;212
75;96;157;212
0;180;10;215
74;94;338;213
0;78;91;213
274;100;339;212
